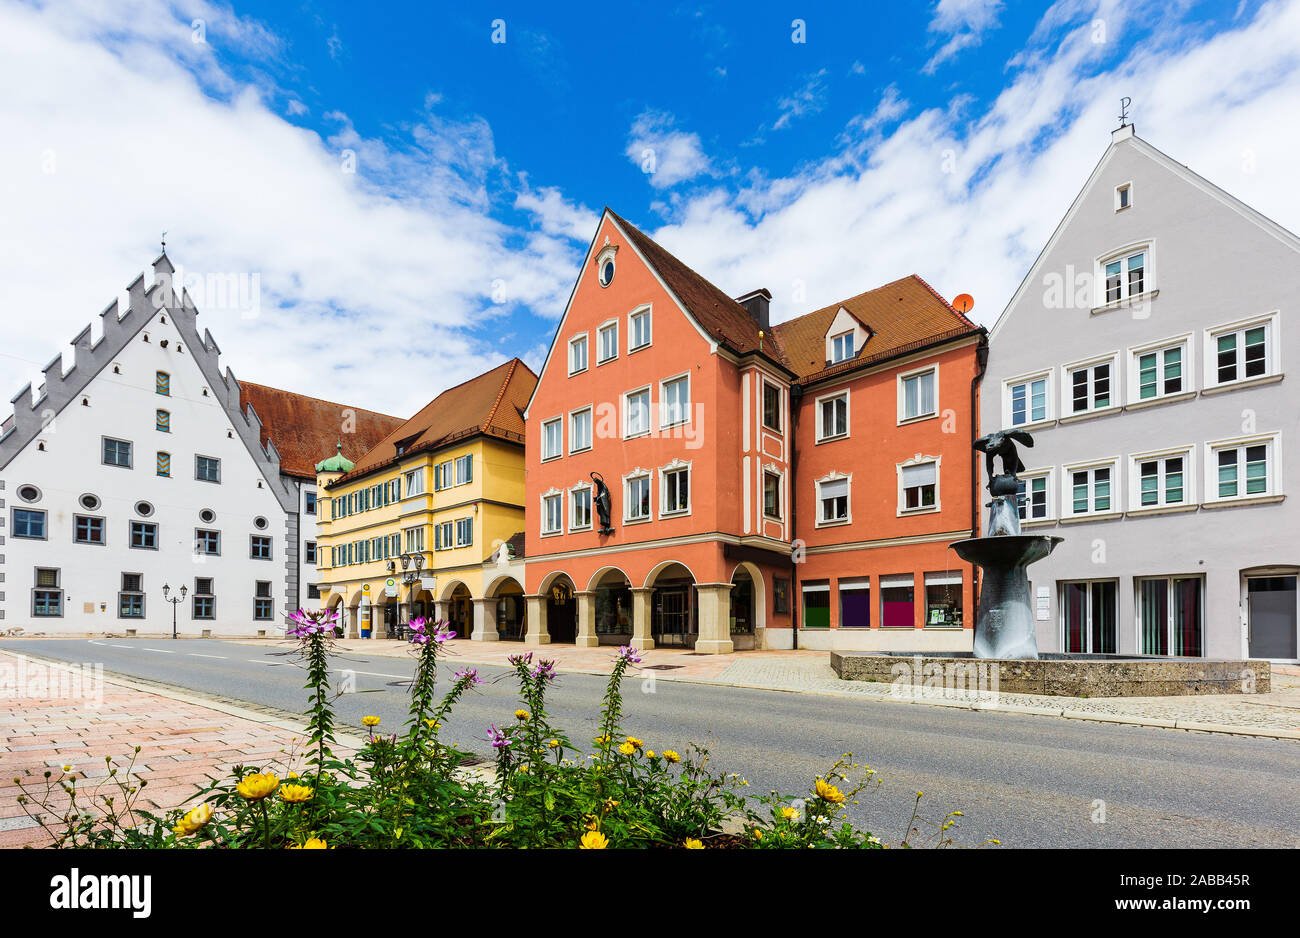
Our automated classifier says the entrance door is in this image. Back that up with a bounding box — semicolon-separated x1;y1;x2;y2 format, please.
547;596;576;643
653;588;695;648
1248;576;1298;659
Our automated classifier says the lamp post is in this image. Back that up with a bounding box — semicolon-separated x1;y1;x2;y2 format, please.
161;583;188;640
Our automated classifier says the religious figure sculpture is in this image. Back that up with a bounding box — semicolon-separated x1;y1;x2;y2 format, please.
590;472;614;535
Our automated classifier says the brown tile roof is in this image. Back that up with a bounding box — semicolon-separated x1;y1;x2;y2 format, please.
608;210;790;369
238;382;405;481
772;275;982;384
330;358;536;487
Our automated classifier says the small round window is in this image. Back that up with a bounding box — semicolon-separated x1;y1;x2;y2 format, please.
79;493;101;511
18;484;41;503
599;258;615;287
199;508;216;523
254;516;268;530
135;501;154;517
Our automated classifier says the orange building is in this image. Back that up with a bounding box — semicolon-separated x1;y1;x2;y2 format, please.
523;209;983;652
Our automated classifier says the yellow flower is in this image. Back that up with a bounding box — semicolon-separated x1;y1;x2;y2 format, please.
684;838;704;850
584;816;599;831
425;718;441;730
618;742;636;756
547;739;560;749
815;778;845;804
291;837;328;849
752;829;764;840
579;830;609;849
236;771;279;801
780;806;800;821
172;803;213;836
603;798;620;812
662;750;681;764
645;750;655;759
625;736;643;749
514;709;530;721
361;715;381;727
593;734;610;745
280;783;314;804
61;765;72;772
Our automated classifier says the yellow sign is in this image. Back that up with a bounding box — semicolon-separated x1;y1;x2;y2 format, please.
362;584;371;592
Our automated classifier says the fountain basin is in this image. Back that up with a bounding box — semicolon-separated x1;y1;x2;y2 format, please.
951;533;1063;659
950;534;1063;568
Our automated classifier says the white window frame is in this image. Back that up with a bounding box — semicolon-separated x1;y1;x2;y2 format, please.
623;386;651;439
541;417;563;461
569;406;593;454
659;373;690;429
659;459;691;517
815;388;850;442
1204;311;1280;390
1061;352;1120;418
1204;432;1281;505
761;381;783;433
762;468;784;520
829;330;855;364
434;520;454;550
1003;370;1053;428
628;304;652;353
540;490;563;536
897;456;940;515
569;483;593;532
1016;469;1053;523
1062;457;1121;518
454;453;473;485
597;319;619;365
568;333;589;376
1129;445;1195;513
1114;181;1133;212
1127;334;1193;406
815;472;852;526
624;469;652;523
403;468;424;498
1095;241;1154;307
897;365;938;424
455;517;473;548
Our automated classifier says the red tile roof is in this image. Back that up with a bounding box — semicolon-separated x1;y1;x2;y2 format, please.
329;358;536;487
238;382;405;481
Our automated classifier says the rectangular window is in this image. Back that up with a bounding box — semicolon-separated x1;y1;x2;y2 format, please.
901;462;937;511
880;575;915;629
254;581;274;620
830;331;855;364
1069;465;1113;515
155;409;170;433
434;521;453;550
34;568;63;617
542;418;562;459
901;369;936;421
404;469;424;497
762;382;782;431
924;572;963;628
130;521;158;549
1069;361;1112;413
195;455;220;483
571;487;592;529
661;375;689;427
103;437;132;468
542;494;562;534
569;334;588;374
624;388;650;437
839;578;870;628
626;475;651;521
74;515;105;545
455;517;473;547
662;466;689;514
629;308;652;351
403;526;425;553
195;529;220;555
1116;184;1131;210
157;451;171;477
305;541;317;564
156;371;170;395
1138;454;1186;508
1062;580;1118;653
818;392;848;440
1136;345;1183;400
1139;576;1202;656
802;582;830;629
818;477;849;523
454;454;473;484
250;535;272;559
119;573;145;619
304;491;317;515
434;461;452;490
1214;323;1270;385
763;471;782;519
13;508;46;539
1215;441;1271;500
598;322;618;363
1104;250;1146;303
1009;377;1048;426
570;408;592;453
193;578;215;620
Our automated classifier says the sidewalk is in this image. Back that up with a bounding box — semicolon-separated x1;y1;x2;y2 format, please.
0;654;358;848
260;638;1300;739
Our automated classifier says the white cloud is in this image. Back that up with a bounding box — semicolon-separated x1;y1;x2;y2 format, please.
625;110;713;189
773;69;829;130
924;0;1005;73
639;0;1300;334
0;0;585;420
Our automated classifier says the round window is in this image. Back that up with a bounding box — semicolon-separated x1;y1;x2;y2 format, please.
18;484;41;503
135;501;154;517
79;494;100;511
599;258;615;287
199;508;216;523
254;516;268;530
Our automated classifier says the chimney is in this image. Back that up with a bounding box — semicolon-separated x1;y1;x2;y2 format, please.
736;288;771;330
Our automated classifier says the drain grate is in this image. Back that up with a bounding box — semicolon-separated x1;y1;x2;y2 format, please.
643;664;684;670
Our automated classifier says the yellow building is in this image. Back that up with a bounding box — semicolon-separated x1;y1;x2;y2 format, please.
315;359;536;640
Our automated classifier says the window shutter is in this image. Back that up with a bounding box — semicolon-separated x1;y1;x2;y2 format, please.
821;478;849;499
465;455;472;483
902;463;937;487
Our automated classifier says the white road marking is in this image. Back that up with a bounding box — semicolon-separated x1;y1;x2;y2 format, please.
188;654;226;659
111;645;131;649
335;668;412;680
142;648;175;654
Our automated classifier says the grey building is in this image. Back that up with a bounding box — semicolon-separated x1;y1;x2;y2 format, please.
984;123;1299;662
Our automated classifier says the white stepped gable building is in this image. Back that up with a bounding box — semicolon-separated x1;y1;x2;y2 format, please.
0;254;400;636
984;124;1300;662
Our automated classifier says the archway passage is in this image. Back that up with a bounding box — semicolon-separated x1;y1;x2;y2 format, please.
730;567;756;650
446;583;473;640
545;575;577;644
591;568;632;645
649;562;697;649
490;577;527;641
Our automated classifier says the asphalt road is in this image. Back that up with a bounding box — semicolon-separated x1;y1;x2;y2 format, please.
6;638;1299;848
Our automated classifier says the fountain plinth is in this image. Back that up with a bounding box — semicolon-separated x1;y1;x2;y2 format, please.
952;435;1063;660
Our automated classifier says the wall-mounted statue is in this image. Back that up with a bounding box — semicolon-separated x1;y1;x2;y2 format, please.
590;472;614;535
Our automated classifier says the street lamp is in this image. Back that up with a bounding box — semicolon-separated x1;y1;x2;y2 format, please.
398;551;424;625
162;583;187;640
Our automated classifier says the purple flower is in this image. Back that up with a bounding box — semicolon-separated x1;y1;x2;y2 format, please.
434;627;456;645
531;660;557;682
616;645;642;665
454;667;482;685
508;652;534;667
488;724;511;751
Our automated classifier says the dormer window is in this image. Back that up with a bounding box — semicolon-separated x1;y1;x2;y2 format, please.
830;331;855;363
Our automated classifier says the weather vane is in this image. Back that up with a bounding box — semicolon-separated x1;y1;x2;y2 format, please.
161;230;167;254
1118;96;1131;128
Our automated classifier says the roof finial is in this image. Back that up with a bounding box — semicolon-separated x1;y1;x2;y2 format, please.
1118;96;1131;128
161;230;167;254
336;440;342;454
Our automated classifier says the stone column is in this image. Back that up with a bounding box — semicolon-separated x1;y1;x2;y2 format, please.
575;590;598;647
524;594;551;645
346;605;358;640
695;583;734;655
373;602;388;639
471;597;499;642
433;600;450;624
630;587;655;651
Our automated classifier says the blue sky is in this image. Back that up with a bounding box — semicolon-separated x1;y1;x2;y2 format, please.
3;0;1299;418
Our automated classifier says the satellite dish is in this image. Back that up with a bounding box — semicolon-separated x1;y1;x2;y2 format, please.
953;293;974;313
